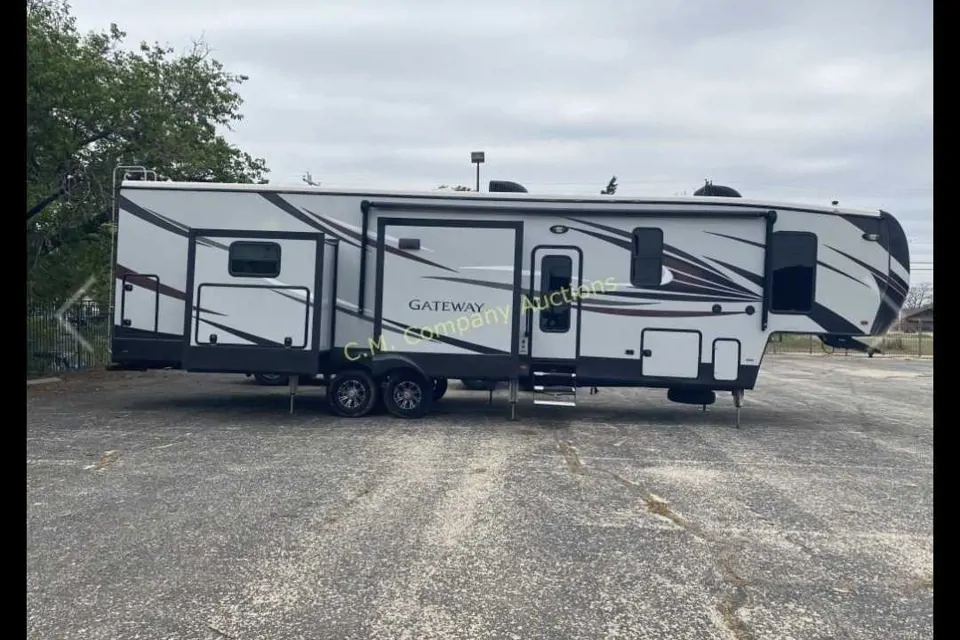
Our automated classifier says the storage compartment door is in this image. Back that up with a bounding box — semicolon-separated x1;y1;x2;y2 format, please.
641;329;702;379
712;339;741;381
119;273;159;333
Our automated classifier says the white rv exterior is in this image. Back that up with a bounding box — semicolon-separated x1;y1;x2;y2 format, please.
110;178;910;419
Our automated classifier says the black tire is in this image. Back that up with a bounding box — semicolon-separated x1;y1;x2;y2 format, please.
432;378;448;401
327;369;378;418
383;369;433;419
253;372;288;386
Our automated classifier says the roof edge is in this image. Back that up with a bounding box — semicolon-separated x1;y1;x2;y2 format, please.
119;180;883;217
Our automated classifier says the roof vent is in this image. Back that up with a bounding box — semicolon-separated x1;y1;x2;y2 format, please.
488;180;528;193
693;179;741;198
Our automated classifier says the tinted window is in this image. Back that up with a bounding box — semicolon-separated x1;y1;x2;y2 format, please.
770;231;817;313
631;227;664;287
539;255;573;333
229;241;282;278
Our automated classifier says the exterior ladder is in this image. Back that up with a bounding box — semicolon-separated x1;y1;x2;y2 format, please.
532;370;577;407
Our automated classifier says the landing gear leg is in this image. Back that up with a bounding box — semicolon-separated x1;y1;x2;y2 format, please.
508;378;518;420
288;375;299;414
732;389;744;428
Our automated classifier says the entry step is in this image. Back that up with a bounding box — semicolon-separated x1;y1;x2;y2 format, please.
532;370;577;406
534;398;577;407
532;370;576;379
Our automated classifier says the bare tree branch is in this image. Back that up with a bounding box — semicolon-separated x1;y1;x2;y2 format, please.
904;283;933;310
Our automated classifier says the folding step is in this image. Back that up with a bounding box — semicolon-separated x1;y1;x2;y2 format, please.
531;370;577;407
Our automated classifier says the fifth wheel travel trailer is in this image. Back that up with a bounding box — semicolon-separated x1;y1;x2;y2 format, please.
109;172;910;426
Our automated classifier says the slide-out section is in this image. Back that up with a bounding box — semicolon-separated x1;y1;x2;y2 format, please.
182;229;328;375
371;215;523;379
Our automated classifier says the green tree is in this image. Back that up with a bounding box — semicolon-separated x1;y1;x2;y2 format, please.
27;0;269;302
437;184;473;191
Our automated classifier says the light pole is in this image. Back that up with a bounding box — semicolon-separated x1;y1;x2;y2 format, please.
471;151;485;192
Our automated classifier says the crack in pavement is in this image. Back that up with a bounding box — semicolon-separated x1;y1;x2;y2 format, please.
609;467;753;639
605;471;700;536
323;486;375;525
207;623;235;638
556;439;585;475
716;551;753;640
559;440;755;640
84;450;119;471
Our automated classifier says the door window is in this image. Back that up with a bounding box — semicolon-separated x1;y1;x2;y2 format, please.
630;228;664;287
539;255;573;333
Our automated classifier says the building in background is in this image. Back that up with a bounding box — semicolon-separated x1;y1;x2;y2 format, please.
898;305;934;333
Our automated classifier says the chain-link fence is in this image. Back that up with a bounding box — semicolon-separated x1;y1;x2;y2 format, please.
767;332;934;357
27;300;111;379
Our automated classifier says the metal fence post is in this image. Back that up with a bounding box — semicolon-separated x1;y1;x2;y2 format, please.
74;306;81;369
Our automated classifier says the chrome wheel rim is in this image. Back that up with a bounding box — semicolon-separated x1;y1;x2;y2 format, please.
337;379;368;410
392;381;422;411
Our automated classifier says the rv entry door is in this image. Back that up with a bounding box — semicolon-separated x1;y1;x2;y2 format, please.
181;229;326;376
529;247;582;361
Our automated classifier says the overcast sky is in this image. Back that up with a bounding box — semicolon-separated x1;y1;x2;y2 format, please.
69;0;932;283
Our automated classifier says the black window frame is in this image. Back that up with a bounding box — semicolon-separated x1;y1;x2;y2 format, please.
538;254;574;334
228;241;283;278
630;227;664;288
769;230;818;314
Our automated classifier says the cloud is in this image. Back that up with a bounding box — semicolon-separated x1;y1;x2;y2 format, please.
67;0;933;279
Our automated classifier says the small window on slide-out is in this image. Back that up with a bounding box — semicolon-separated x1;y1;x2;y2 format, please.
539;255;573;333
228;241;282;278
770;231;817;313
630;227;664;287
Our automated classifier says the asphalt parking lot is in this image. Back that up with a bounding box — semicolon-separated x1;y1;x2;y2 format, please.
27;355;933;640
